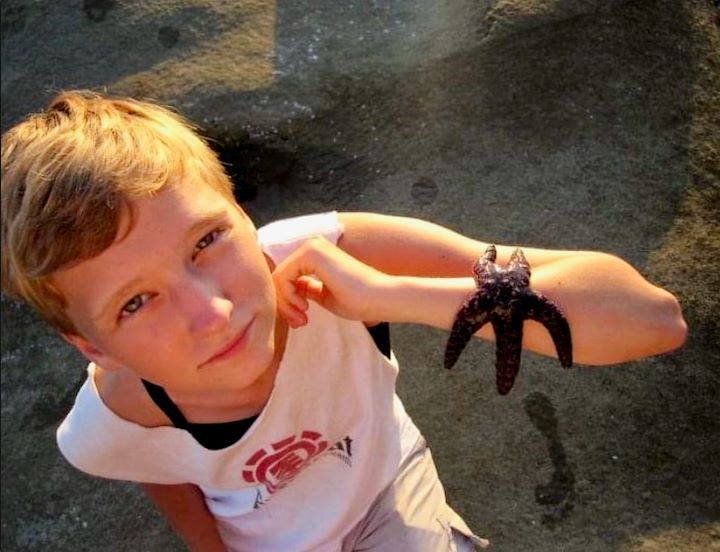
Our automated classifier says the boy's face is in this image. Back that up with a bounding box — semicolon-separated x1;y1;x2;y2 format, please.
53;178;284;398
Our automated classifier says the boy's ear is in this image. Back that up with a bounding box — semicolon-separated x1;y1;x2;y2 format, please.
61;333;124;372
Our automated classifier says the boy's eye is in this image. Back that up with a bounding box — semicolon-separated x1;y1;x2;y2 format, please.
193;228;224;258
120;293;150;318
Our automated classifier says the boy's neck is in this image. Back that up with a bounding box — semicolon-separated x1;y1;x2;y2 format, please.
170;370;277;422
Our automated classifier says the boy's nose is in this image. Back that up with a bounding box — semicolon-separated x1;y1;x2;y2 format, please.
179;279;233;336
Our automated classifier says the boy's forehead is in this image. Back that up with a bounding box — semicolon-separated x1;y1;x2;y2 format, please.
134;179;241;224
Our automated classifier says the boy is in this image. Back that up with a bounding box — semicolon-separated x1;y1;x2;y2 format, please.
1;90;686;551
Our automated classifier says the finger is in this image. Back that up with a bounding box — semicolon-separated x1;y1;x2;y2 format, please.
277;297;308;328
289;279;311;312
274;276;309;327
287;308;308;328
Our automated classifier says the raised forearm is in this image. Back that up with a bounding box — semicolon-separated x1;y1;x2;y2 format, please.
374;253;686;365
141;483;227;552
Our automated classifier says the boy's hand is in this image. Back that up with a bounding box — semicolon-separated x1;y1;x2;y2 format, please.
272;236;389;328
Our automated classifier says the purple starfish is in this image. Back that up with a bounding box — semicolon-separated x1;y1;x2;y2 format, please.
444;245;573;395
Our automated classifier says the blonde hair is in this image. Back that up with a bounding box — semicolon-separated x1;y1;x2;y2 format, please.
1;90;234;334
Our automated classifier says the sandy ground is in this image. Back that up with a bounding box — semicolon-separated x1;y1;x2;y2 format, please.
1;1;719;550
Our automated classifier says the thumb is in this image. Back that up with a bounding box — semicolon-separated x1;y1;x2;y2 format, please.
296;275;326;303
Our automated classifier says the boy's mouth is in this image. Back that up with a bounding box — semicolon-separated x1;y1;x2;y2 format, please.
201;318;254;366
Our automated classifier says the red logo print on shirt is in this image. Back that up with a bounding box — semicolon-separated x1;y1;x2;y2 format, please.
242;431;329;493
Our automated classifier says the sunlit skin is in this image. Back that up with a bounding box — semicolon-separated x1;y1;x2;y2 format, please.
53;179;288;421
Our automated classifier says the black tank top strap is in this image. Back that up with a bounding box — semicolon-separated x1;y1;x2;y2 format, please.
140;379;189;429
367;322;391;360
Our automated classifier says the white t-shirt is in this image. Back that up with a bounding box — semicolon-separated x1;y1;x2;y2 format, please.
57;212;422;551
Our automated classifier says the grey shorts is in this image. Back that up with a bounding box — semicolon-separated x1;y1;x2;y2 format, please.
341;437;489;551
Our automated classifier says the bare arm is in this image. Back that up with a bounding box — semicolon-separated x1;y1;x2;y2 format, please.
140;483;227;552
274;213;686;365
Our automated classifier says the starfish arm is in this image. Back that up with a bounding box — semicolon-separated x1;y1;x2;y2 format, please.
508;247;530;274
524;292;573;368
492;314;525;395
473;245;498;283
508;248;531;287
444;297;492;370
483;244;498;263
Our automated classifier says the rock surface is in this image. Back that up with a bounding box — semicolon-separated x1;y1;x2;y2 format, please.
2;1;719;550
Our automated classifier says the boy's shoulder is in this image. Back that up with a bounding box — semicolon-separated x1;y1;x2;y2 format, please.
258;211;343;263
57;364;189;484
94;366;170;428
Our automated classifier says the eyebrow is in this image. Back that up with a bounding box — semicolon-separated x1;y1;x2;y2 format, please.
92;277;144;323
186;210;228;240
91;210;229;322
